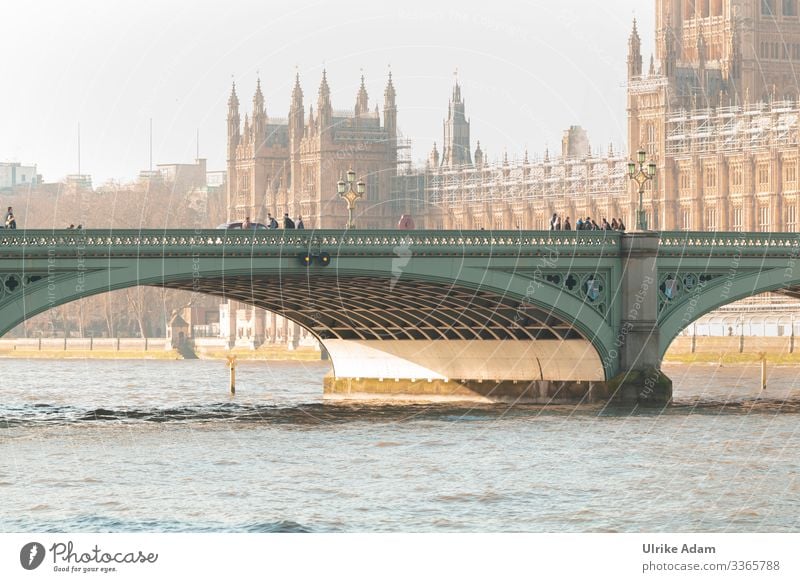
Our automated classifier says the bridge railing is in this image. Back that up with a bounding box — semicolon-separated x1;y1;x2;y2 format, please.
0;229;621;258
659;231;800;256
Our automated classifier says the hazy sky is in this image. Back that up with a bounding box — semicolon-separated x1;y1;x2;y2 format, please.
0;0;653;184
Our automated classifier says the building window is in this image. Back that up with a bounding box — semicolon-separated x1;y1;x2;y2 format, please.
731;164;743;187
706;207;718;230
758;164;770;189
680;171;691;190
784;0;797;16
759;206;770;231
785;162;797;184
763;0;776;15
787;204;798;230
681;207;692;231
732;206;743;231
704;167;716;189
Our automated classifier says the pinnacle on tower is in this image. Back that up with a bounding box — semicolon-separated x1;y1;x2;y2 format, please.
442;74;471;167
355;73;369;116
384;70;396;103
429;142;440;167
227;80;241;145
318;69;330;99
317;69;332;129
474;140;483;167
252;77;266;138
228;80;239;110
291;72;303;105
253;77;264;107
627;17;642;80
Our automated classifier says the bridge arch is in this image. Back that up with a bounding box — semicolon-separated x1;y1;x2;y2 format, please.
658;267;800;358
0;256;614;382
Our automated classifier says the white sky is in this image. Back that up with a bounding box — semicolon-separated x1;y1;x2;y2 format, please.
0;0;654;184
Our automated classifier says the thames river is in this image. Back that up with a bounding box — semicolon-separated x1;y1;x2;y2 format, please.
1;359;799;532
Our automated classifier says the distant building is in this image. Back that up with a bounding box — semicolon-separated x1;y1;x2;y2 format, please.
65;174;93;191
226;72;398;229
157;158;207;192
426;1;800;232
0;162;39;190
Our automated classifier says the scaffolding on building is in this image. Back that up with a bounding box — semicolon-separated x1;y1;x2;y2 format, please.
425;153;628;206
665;100;800;156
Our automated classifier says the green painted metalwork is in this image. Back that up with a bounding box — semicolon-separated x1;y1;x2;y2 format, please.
2;228;799;379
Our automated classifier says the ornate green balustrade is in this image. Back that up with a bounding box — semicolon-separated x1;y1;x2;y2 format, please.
0;229;621;258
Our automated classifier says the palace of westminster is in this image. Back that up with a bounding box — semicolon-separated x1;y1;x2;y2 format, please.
228;0;800;234
221;0;800;346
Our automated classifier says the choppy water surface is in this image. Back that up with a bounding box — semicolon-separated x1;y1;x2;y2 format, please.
1;359;800;532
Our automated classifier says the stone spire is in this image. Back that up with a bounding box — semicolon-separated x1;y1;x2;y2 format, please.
317;69;332;130
429;142;440;167
252;77;266;139
383;70;397;141
628;18;642;80
355;74;369;116
227;81;240;148
474;140;483;168
441;75;471;167
289;72;304;152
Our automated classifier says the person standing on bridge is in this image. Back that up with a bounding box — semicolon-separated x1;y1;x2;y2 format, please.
283;213;295;229
563;217;572;230
297;216;305;229
5;207;16;229
267;213;278;229
549;213;558;231
242;216;252;229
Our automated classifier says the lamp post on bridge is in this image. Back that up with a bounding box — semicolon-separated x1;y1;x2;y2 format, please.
627;149;657;231
337;169;365;229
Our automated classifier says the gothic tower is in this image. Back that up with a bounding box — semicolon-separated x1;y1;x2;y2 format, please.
441;78;472;167
628;18;643;79
288;73;304;194
226;82;240;220
654;0;800;107
384;72;397;167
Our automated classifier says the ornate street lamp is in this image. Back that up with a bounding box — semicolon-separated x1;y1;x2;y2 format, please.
627;149;657;231
337;169;365;229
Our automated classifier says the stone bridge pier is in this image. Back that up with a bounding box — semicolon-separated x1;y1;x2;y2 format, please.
607;232;672;405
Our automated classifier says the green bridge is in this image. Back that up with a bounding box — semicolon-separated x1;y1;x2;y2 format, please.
1;228;798;404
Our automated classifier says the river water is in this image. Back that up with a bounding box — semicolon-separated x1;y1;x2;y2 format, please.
1;359;799;532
